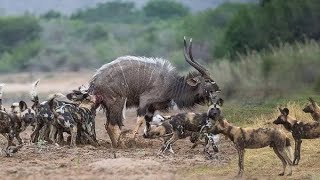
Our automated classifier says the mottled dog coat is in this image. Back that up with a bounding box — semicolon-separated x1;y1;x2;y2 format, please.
144;112;219;156
209;106;293;177
48;92;99;147
274;107;320;165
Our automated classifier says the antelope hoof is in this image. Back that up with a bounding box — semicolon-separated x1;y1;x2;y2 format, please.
278;172;284;176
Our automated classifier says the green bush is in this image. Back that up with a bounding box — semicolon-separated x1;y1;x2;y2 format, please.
0;16;41;53
70;1;142;23
143;0;189;20
222;0;320;59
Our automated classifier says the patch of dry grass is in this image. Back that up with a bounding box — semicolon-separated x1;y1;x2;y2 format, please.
180;102;320;179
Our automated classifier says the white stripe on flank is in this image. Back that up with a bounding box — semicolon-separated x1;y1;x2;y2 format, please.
122;98;127;120
118;62;129;88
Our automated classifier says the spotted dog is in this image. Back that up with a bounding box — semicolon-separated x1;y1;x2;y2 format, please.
143;98;222;156
303;97;320;122
0;84;17;156
9;101;37;145
209;106;293;177
274;107;320;165
47;90;100;147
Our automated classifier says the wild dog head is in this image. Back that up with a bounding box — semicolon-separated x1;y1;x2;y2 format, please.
66;86;102;111
273;108;297;130
206;98;226;134
303;97;320;121
207;98;224;120
19;101;37;127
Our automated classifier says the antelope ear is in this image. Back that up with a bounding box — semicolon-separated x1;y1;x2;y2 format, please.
187;77;201;86
19;101;28;111
283;108;289;116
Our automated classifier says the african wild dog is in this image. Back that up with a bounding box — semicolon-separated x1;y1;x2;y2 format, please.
209;106;293;177
47;90;100;147
303;97;320;122
274;107;320;165
144;98;223;156
9;100;37;145
0;84;18;156
29;80;97;146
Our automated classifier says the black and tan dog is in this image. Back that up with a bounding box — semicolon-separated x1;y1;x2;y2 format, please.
143;98;223;156
47;89;100;147
303;97;320;122
209;106;293;177
274;107;320;165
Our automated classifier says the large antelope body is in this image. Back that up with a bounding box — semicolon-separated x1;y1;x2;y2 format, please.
68;38;221;147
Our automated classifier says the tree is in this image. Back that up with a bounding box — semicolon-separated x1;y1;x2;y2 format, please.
143;0;189;20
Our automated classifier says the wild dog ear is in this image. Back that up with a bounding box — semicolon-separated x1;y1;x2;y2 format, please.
19;101;28;111
283;108;289;116
309;97;316;107
186;77;201;87
217;98;224;106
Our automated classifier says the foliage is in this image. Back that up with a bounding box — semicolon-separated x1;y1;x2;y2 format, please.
143;0;189;20
41;10;62;19
70;1;142;23
0;16;41;53
222;0;320;59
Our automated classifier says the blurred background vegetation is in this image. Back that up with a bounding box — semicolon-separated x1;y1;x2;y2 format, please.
0;0;319;100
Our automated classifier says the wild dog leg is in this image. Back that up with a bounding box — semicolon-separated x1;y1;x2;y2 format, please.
236;145;245;177
273;146;287;176
278;148;293;176
70;126;77;147
15;133;23;145
158;133;179;155
30;122;43;143
49;125;58;144
294;139;302;165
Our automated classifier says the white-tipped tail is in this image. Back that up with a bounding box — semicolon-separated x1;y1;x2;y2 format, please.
30;79;40;99
48;93;65;101
0;83;5;99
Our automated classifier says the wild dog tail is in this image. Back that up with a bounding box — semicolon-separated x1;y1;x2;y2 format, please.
30;79;40;101
0;83;5;110
285;137;294;162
